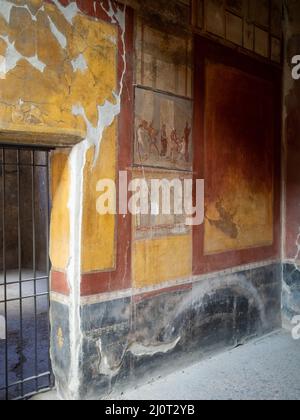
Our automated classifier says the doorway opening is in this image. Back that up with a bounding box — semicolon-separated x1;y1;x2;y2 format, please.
0;145;53;400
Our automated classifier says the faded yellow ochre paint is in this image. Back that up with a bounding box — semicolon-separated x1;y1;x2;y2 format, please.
204;62;274;255
0;2;117;138
0;1;119;273
81;122;117;273
133;235;192;289
50;151;70;271
204;167;274;255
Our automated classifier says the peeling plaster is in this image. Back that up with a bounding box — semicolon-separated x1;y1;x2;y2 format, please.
0;0;128;399
0;1;45;23
293;229;300;272
0;35;46;74
133;274;269;339
72;95;120;166
92;269;272;387
52;0;80;25
19;4;40;21
101;1;127;90
283;1;300;273
0;1;13;23
97;337;121;377
97;336;181;379
67;141;87;400
71;54;88;73
63;0;127;399
48;16;67;49
72;0;127;166
129;337;181;357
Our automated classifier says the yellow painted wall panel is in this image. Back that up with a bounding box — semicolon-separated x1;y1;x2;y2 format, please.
0;1;119;275
81;122;117;273
0;3;118;142
133;235;192;289
50;151;70;271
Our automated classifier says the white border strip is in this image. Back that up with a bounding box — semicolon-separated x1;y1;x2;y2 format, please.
51;291;71;306
80;258;280;306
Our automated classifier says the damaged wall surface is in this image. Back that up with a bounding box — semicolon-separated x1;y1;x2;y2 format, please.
0;0;132;399
283;0;300;324
79;263;281;400
0;0;285;400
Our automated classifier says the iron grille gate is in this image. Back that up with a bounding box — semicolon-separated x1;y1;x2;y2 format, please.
0;145;53;400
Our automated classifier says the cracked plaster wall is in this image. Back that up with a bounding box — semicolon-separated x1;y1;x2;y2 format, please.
78;264;281;400
0;0;126;400
0;0;286;401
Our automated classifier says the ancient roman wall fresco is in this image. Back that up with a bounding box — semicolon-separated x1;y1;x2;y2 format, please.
0;0;134;399
193;0;283;63
133;234;192;288
134;89;193;171
0;0;282;296
0;0;118;140
136;18;193;97
204;62;274;254
0;0;285;401
284;1;300;262
0;0;128;289
81;122;117;273
50;150;70;271
282;0;300;323
132;17;194;289
132;170;191;241
193;38;281;275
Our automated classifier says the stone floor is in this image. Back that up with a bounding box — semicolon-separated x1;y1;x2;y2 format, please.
33;329;300;400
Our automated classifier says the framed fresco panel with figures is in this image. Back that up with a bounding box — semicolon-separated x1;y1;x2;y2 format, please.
134;88;193;172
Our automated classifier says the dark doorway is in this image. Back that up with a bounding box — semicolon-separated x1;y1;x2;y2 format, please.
0;146;53;400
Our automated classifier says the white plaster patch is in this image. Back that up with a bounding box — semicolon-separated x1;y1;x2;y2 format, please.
66;141;87;399
20;4;39;21
73;94;120;166
0;35;46;74
27;54;46;73
101;1;126;32
129;337;181;357
52;0;80;25
101;0;126;91
48;16;67;49
97;338;120;377
57;0;127;397
72;0;127;166
1;36;22;73
0;1;44;23
292;228;300;271
71;54;88;73
96;336;181;379
0;0;14;23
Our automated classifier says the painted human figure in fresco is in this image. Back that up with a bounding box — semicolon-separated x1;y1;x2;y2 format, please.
179;135;186;161
160;124;168;157
170;128;180;162
184;122;191;162
147;122;160;156
136;120;149;162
